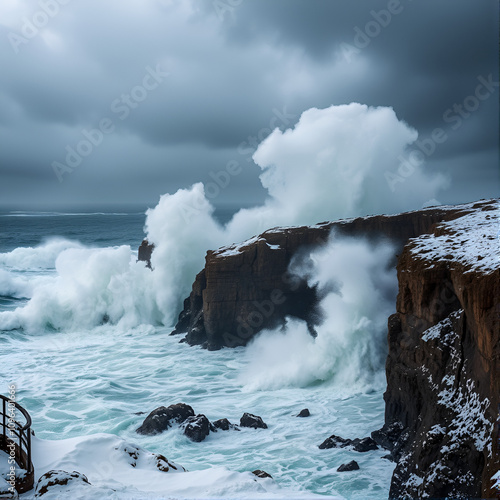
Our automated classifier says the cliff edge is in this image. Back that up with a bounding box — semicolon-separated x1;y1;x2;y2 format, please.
166;198;499;497
173;204;473;350
378;199;499;498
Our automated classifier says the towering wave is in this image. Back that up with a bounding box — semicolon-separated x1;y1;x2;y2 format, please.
0;104;445;333
239;235;397;391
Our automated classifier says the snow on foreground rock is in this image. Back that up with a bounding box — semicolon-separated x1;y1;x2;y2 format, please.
21;433;342;499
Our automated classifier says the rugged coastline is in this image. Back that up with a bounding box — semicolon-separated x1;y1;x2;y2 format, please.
168;198;499;498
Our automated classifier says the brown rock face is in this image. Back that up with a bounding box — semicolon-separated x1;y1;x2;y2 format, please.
173;204;472;350
381;199;499;499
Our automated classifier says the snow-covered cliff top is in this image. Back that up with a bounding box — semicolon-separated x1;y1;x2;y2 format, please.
408;199;499;274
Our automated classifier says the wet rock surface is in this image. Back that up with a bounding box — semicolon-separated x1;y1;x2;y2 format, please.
240;413;268;429
318;434;378;452
337;461;359;472
182;414;212;442
252;470;273;479
296;408;310;417
136;403;195;435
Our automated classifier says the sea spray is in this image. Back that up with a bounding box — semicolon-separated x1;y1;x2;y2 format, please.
0;104;443;333
240;235;397;391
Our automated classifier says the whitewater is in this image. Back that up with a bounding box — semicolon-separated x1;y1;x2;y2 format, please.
0;104;447;498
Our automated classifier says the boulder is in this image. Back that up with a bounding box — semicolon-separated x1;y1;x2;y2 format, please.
252;470;273;479
337;461;359;472
35;470;90;497
318;434;351;450
351;437;379;452
319;434;377;452
240;413;268;429
183;414;212;442
137;240;155;269
213;418;238;431
296;408;310;417
136;403;195;435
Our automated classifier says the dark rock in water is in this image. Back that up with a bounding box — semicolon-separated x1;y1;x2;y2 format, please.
318;434;351;450
213;418;239;431
35;470;90;497
137;239;155;269
136;403;195;435
319;434;377;452
296;408;310;417
252;470;273;479
182;414;211;442
351;437;378;452
240;413;268;429
337;461;359;472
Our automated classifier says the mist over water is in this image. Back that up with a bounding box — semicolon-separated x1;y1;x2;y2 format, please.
240;235;397;391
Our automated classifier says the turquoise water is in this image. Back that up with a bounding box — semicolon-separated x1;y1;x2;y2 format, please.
0;212;394;499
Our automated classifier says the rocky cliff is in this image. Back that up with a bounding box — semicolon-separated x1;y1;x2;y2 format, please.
173;204;475;350
377;198;499;499
168;198;499;498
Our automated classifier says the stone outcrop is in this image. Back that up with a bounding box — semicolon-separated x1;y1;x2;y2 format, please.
137;239;155;269
240;413;268;429
136;404;246;441
296;408;310;418
182;414;213;442
173;204;475;350
337;461;360;472
252;470;273;479
318;434;378;452
213;418;238;431
377;199;499;499
136;403;195;435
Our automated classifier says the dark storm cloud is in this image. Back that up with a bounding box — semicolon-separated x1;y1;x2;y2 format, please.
0;0;497;209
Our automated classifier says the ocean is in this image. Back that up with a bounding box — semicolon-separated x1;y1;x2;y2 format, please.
0;210;396;499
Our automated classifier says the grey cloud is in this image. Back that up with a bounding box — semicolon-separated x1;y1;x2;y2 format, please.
0;0;497;209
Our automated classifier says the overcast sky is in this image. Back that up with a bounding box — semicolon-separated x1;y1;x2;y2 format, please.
0;0;498;210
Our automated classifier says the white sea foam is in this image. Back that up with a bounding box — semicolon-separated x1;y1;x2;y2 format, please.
240;235;397;391
0;237;83;271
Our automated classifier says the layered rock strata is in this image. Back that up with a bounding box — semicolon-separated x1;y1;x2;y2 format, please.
378;199;499;499
172;203;480;350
